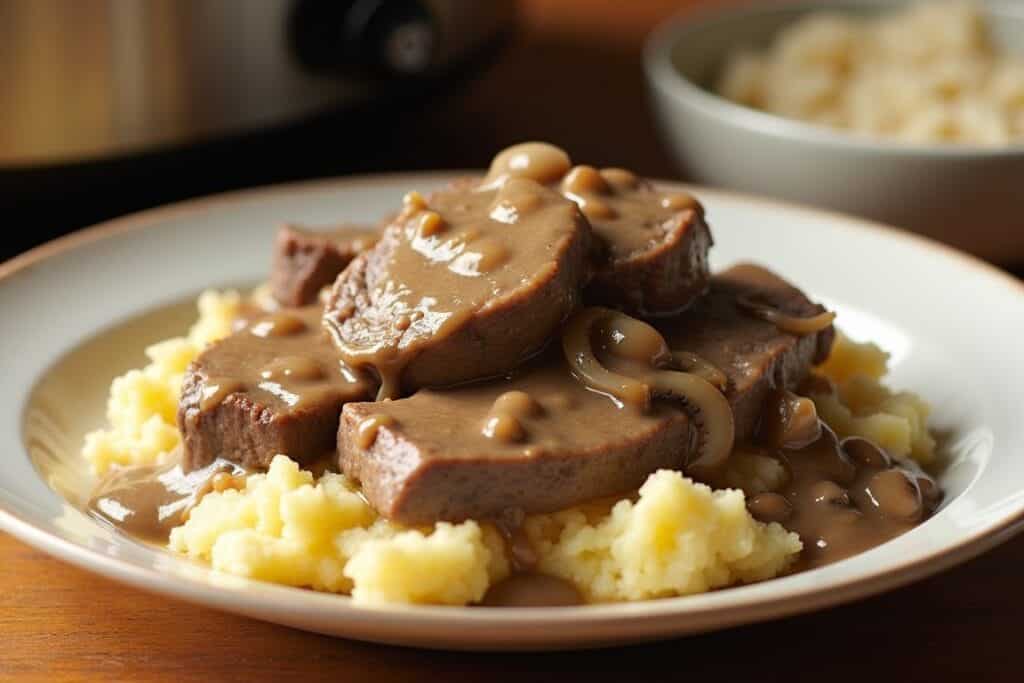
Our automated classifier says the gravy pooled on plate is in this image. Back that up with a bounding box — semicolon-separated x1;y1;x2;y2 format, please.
89;454;247;543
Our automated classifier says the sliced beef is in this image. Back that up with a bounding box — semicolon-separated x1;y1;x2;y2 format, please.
270;224;378;307
475;144;713;316
558;165;713;316
338;356;690;524
323;177;591;397
657;262;835;442
178;307;376;470
337;263;833;523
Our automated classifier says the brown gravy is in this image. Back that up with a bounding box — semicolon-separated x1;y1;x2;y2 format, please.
200;307;371;414
785;431;939;569
484;143;698;258
323;176;585;398
338;351;692;524
482;573;583;607
481;508;585;607
559;164;697;255
88;453;248;544
717;427;940;571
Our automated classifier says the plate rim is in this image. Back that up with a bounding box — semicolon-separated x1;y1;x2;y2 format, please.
3;172;1024;647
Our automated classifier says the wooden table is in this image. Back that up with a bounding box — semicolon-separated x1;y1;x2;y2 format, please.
3;1;1022;680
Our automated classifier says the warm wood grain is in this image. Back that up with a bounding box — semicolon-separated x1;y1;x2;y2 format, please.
3;528;1023;682
3;1;1022;680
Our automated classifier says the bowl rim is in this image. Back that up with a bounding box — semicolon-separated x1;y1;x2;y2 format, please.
2;173;1024;647
643;0;1024;158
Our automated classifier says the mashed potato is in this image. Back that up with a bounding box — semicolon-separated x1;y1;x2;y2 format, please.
171;458;799;605
717;2;1024;145
82;291;241;474
811;332;936;464
523;471;801;602
170;455;509;605
88;294;933;605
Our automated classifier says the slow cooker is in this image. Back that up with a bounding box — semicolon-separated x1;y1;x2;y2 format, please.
1;0;514;258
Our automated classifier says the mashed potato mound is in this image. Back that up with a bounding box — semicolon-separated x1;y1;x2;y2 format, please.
82;291;240;474
170;455;509;606
812;332;936;464
341;521;509;605
171;458;800;605
717;2;1024;145
524;471;801;602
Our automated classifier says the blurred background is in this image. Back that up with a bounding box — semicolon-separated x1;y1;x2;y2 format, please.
0;0;718;261
1;0;1021;273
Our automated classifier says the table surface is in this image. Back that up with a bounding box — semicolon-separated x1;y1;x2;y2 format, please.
4;1;1022;680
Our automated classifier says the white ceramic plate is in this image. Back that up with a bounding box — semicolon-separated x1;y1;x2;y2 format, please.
2;174;1023;651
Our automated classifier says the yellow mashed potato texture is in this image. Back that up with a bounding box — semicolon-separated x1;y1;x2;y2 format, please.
83;291;241;474
169;456;509;605
85;293;935;605
523;471;801;602
170;457;799;605
812;333;936;464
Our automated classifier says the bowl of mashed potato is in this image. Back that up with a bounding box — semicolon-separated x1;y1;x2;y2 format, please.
645;1;1024;262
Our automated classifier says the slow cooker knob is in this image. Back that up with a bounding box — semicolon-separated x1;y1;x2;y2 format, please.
290;0;437;78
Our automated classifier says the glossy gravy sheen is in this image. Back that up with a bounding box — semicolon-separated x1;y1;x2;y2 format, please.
324;176;584;398
560;164;698;255
482;508;585;607
774;430;939;570
200;307;371;413
482;573;583;607
485;143;700;258
88;453;247;543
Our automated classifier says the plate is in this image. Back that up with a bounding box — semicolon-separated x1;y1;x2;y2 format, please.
2;174;1023;651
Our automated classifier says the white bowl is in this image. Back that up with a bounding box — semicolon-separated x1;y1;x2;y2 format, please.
644;0;1024;263
2;175;1024;650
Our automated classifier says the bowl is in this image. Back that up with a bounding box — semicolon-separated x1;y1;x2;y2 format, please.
644;0;1024;263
